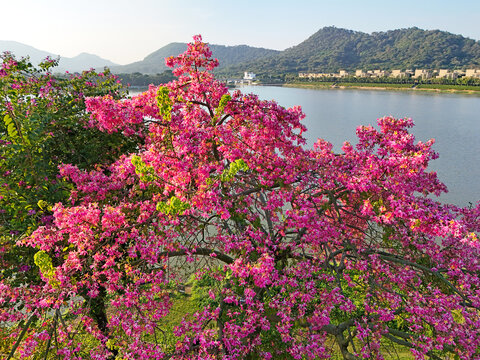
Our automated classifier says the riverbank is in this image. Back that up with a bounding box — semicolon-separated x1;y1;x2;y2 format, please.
283;82;480;94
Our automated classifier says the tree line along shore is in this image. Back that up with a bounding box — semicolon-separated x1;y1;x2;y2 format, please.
116;70;480;93
284;80;480;93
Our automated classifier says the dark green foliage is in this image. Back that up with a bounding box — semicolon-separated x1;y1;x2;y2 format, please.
291;74;480;89
207;44;280;68
0;54;143;287
111;43;279;74
219;27;480;79
117;70;175;87
111;27;480;82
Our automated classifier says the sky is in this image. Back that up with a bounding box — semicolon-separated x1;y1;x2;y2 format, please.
2;0;480;65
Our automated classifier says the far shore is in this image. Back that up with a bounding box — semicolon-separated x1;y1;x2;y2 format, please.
130;82;480;96
281;82;480;95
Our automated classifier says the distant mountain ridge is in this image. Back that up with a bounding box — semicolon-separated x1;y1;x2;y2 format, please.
3;27;480;77
0;40;117;73
110;43;280;74
224;27;480;76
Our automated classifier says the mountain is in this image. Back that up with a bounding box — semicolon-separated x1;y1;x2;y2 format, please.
110;43;186;74
0;40;118;73
4;27;480;77
60;52;117;72
0;41;53;65
224;27;480;76
111;43;280;74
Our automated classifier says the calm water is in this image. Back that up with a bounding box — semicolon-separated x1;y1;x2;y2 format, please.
131;86;480;206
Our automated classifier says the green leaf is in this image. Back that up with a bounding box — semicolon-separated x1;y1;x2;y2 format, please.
131;155;157;182
451;309;465;324
156;86;172;121
37;200;48;210
214;93;231;123
33;250;60;288
156;196;190;216
220;159;249;182
4;114;19;142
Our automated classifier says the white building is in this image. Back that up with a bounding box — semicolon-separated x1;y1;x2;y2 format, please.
372;69;389;77
466;69;480;78
414;69;433;79
391;69;406;78
436;69;458;80
244;72;256;80
355;69;367;77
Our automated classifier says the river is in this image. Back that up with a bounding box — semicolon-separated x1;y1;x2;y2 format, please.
130;86;480;206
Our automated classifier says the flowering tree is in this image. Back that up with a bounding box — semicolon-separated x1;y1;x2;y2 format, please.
0;53;141;239
0;53;142;356
2;36;480;360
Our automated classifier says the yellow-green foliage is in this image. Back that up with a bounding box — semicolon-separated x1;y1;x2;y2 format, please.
131;155;157;183
214;93;231;123
3;114;20;143
220;159;249;182
156;196;190;215
156;86;172;121
34;250;60;288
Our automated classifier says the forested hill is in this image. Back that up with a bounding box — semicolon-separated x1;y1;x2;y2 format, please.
4;27;480;77
219;27;480;76
111;43;279;74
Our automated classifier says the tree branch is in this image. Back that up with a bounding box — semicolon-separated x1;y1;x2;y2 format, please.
7;315;35;360
158;247;234;264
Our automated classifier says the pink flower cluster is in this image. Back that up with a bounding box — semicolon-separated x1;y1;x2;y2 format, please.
2;36;479;360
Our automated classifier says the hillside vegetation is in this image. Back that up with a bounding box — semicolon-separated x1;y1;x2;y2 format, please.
3;27;480;78
218;27;480;77
111;43;279;74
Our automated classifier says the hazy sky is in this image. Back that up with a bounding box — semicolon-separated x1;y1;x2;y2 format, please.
2;0;480;65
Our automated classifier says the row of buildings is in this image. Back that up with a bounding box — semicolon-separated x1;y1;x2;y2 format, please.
299;68;480;80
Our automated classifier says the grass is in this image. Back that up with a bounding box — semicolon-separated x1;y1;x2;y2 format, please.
151;291;200;353
285;82;336;88
337;82;414;89
286;81;480;92
416;83;480;91
155;293;418;359
0;293;430;359
326;337;415;360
